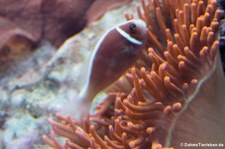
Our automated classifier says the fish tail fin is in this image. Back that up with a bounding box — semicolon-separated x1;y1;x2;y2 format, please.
59;92;91;119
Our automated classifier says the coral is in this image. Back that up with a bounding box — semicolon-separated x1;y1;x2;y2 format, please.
0;0;132;48
43;0;225;148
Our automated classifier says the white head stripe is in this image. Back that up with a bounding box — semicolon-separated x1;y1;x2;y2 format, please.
116;27;143;45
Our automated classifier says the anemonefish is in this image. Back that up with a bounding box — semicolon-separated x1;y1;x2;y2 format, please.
62;19;147;117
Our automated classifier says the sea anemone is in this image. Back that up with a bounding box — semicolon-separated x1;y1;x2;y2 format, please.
43;0;225;148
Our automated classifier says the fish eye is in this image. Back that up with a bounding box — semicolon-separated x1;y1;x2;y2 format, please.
130;23;136;32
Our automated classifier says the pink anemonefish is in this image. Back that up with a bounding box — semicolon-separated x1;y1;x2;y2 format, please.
62;19;147;117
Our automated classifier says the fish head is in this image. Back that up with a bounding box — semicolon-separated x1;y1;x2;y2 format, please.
117;19;147;46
